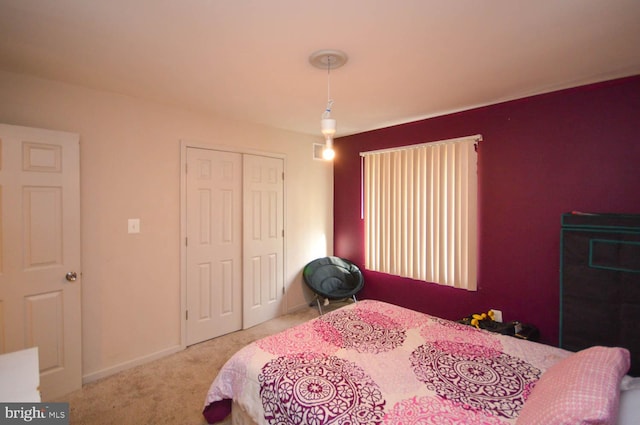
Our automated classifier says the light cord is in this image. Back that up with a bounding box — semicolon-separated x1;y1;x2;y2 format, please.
322;56;334;119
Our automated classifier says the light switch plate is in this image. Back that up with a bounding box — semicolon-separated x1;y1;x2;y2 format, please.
128;218;140;234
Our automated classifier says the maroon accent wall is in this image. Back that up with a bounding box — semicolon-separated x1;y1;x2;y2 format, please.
333;75;640;345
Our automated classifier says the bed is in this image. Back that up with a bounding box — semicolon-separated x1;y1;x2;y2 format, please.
203;300;637;424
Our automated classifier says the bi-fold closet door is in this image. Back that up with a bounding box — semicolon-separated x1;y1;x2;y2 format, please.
185;147;284;346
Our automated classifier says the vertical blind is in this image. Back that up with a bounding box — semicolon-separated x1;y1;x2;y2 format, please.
361;135;480;290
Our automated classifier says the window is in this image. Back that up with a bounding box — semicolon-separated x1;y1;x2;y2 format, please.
361;135;480;290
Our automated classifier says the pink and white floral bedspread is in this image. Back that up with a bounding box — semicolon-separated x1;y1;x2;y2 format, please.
203;300;570;424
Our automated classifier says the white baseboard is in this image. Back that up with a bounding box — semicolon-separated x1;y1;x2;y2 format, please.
82;344;182;384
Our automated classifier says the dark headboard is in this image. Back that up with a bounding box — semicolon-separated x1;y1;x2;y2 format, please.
560;212;640;376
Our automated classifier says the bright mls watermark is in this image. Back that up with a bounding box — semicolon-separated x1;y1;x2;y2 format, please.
1;403;69;424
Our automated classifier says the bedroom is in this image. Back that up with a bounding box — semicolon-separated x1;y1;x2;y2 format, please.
1;0;639;423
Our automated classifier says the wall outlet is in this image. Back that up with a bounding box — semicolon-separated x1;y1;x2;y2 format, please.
492;309;503;323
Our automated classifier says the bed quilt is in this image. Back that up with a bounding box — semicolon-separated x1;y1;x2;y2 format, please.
203;300;570;424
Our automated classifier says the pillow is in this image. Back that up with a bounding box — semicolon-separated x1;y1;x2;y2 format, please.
516;346;630;425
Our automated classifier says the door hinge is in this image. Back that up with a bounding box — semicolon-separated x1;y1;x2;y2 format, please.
282;172;284;180
185;310;189;320
282;229;284;238
185;237;188;247
185;163;188;174
282;286;285;295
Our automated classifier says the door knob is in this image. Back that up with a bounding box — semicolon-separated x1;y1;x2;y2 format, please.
65;272;78;282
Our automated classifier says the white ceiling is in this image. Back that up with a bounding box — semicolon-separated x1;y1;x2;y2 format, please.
1;0;639;138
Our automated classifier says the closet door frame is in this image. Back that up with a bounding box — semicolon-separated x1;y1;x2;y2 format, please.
179;140;287;348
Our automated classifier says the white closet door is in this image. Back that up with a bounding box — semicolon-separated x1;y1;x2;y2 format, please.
242;154;284;329
185;148;242;345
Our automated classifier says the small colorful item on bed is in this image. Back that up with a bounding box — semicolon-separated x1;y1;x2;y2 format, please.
458;309;497;328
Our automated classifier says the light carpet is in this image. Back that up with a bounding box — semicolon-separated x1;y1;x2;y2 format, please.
54;305;325;424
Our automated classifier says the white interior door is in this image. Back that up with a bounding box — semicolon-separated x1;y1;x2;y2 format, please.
185;148;242;345
0;123;82;400
242;154;284;329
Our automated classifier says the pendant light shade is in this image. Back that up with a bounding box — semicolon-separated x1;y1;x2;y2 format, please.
321;118;336;138
310;49;348;161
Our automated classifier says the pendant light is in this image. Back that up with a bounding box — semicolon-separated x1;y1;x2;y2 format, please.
309;50;348;160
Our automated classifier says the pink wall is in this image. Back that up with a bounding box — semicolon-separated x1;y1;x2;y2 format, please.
333;76;640;345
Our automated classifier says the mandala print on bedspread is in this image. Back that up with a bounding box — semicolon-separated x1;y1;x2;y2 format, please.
256;320;338;356
410;341;540;419
383;395;509;425
422;317;504;353
313;307;406;353
259;353;386;425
